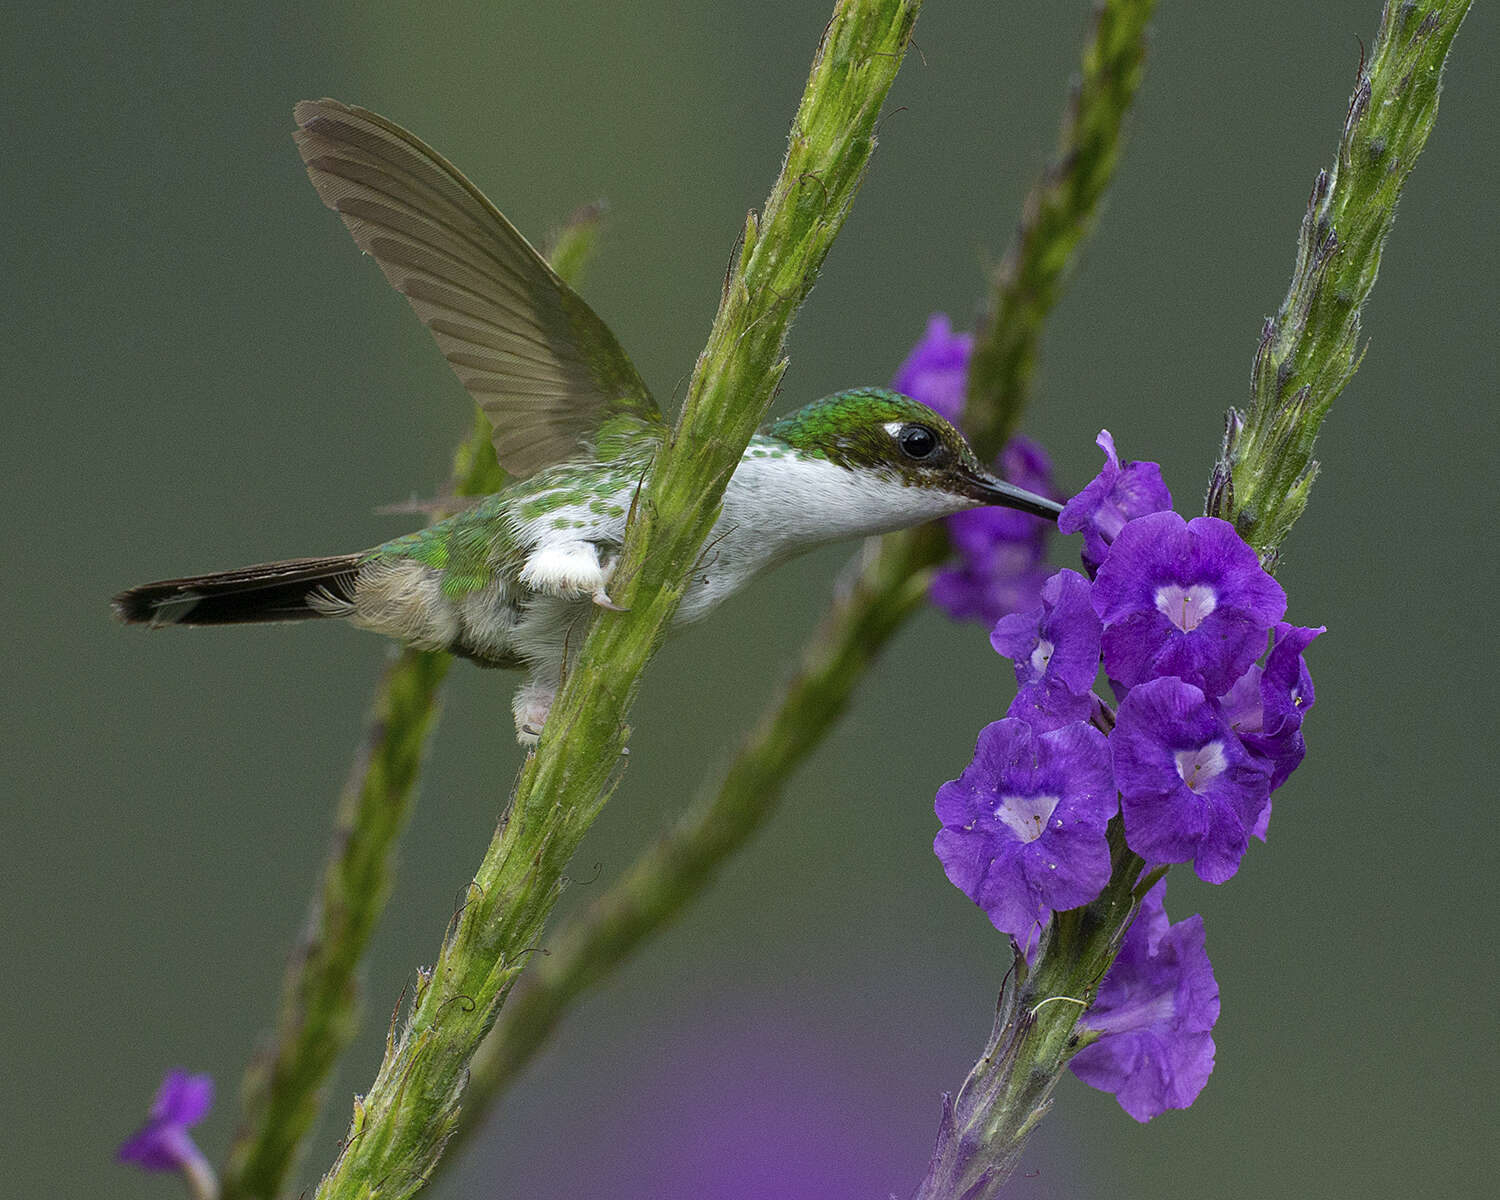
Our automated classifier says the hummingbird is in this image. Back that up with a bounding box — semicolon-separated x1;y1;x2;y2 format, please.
114;99;1061;744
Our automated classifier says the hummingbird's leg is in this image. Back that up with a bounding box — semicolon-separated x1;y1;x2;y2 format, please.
519;540;628;611
511;673;556;747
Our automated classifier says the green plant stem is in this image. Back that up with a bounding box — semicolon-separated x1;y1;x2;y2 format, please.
454;525;943;1127
914;828;1142;1200
219;214;601;1200
439;0;1160;1161
311;5;921;1198
965;0;1158;455
923;5;1470;1196
1208;0;1471;561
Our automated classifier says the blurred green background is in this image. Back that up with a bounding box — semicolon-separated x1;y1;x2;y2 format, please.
4;3;1496;1197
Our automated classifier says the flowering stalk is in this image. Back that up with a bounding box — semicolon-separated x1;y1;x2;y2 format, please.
310;5;922;1198
914;838;1141;1200
921;4;1469;1195
1208;0;1472;561
218;212;601;1200
964;0;1159;454
437;0;1160;1158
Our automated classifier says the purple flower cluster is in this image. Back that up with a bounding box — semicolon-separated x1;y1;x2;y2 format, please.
934;432;1322;1120
893;315;1058;624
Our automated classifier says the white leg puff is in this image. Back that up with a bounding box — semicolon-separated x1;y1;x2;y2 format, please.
520;541;607;598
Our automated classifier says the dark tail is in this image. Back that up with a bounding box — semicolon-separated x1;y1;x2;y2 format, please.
112;555;363;627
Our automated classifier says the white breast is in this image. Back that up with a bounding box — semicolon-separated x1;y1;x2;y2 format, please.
674;452;972;624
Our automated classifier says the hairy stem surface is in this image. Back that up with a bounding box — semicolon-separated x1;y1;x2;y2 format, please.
1208;0;1471;561
219;214;601;1200
311;5;922;1197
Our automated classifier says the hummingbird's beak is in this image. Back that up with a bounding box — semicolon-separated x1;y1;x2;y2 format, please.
961;469;1064;520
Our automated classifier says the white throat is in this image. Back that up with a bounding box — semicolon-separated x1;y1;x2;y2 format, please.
673;449;973;624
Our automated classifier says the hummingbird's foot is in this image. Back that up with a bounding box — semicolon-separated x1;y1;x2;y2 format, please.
592;587;629;612
512;677;556;747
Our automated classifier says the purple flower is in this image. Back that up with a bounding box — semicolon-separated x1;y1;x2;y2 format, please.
891;315;1060;626
932;436;1057;625
935;719;1116;940
1112;677;1270;883
1245;622;1323;792
1220;623;1323;839
990;568;1102;732
1091;511;1287;697
118;1070;213;1173
1070;879;1219;1122
891;312;973;424
1058;430;1174;574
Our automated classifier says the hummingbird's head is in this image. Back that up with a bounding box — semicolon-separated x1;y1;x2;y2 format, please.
763;388;1061;520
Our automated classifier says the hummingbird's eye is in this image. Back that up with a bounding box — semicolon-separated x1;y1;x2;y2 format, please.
898;423;939;460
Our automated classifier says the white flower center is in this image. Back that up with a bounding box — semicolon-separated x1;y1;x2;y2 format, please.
1154;583;1217;632
995;792;1061;843
1175;741;1228;793
1029;637;1055;675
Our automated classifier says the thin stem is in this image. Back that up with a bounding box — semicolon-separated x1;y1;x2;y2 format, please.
439;0;1161;1163
913;832;1142;1200
1208;0;1472;562
453;527;942;1134
218;213;602;1200
965;0;1160;456
311;6;922;1198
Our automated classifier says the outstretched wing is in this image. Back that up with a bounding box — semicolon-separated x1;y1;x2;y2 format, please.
293;98;662;477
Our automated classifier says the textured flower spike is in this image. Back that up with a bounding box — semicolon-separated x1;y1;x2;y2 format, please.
118;1070;217;1199
1070;879;1220;1122
1058;430;1173;575
934;718;1116;940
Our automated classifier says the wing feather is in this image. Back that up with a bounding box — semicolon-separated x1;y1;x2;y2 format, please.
293;98;662;477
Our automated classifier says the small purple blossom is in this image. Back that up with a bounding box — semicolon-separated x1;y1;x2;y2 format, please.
890;312;973;424
1070;879;1219;1122
892;316;1058;625
1245;622;1323;792
992;568;1102;696
118;1069;213;1173
1112;677;1270;883
933;436;1058;624
991;568;1101;732
935;719;1116;940
1221;622;1323;839
1091;511;1287;697
1058;430;1174;574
